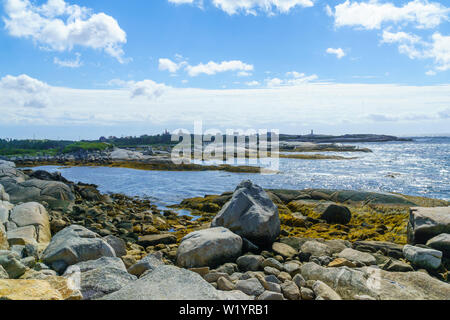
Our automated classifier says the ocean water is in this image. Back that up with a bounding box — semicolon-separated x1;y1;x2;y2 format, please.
30;137;449;207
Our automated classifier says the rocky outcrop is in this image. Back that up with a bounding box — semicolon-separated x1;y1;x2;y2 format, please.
42;225;116;273
100;265;224;300
128;252;165;277
211;180;280;246
407;207;450;244
1;179;75;205
110;148;145;160
176;227;242;268
300;262;450;300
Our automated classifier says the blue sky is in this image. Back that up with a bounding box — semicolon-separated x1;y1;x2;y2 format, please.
0;0;449;139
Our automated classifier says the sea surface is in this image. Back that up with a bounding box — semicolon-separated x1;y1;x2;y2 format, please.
30;137;449;208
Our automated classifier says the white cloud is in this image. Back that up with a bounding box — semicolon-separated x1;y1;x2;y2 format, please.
1;75;449;136
267;72;318;87
245;80;260;86
186;60;254;76
3;0;127;62
54;52;82;68
326;47;346;59
332;0;449;30
167;0;313;15
237;71;252;77
0;74;51;108
109;78;169;100
381;31;450;71
159;58;184;73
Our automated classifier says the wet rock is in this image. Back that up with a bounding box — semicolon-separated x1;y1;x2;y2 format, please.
100;265;223;300
236;255;264;271
407;207;450;244
177;227;242;268
42;225;116;273
211;180;280;246
320;204;352;225
403;245;442;270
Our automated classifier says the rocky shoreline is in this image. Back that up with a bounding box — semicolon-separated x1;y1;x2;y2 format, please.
0;159;449;300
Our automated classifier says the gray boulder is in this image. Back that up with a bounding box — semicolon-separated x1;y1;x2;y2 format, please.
42;225;116;273
2;179;75;204
211;180;280;246
100;265;223;300
300;262;450;300
236;255;264;271
177;227;242;268
63;257;127;275
300;240;332;257
426;233;450;257
312;280;342;300
103;235;127;257
320;204;352;225
338;248;377;266
128;252;165;277
407;207;450;244
77;267;137;300
9;202;51;244
235;278;265;296
403;245;442;270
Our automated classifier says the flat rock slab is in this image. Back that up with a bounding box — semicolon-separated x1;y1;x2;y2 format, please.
407;207;450;244
100;265;224;300
137;234;177;247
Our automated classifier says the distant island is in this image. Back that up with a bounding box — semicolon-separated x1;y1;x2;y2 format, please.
279;133;412;143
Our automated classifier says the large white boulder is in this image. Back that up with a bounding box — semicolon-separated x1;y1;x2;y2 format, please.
211;180;280;246
176;227;242;268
